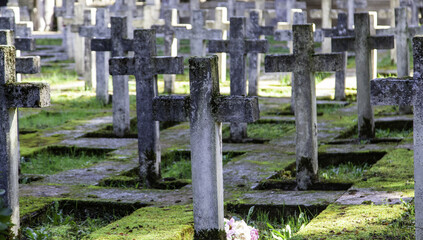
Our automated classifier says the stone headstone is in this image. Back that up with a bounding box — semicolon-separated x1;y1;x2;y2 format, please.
91;17;133;137
209;17;268;142
247;10;273;96
0;45;50;236
108;29;184;187
370;35;423;240
332;12;394;140
152;55;259;238
265;24;344;190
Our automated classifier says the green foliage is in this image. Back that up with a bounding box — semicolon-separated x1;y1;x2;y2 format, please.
319;162;370;182
375;128;412;138
314;72;332;85
222;123;295;140
35;39;62;46
0;190;13;240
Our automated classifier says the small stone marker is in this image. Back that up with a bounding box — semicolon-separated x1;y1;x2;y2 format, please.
175;10;222;57
370;35;423;240
209;17;268;142
332;12;394;140
108;29;184;187
152;9;187;94
152;55;259;238
247;10;273;96
91;17;133;137
0;45;50;235
322;12;354;101
265;24;344;190
206;7;229;82
376;7;423;114
79;8;110;103
54;0;75;59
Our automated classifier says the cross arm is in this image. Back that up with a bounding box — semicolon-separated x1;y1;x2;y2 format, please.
274;30;292;41
259;26;274;36
408;27;423;38
214;96;259;123
152;95;190;122
15;38;35;51
245;40;268;53
332;36;355;52
153;56;184;74
16;56;40;74
204;29;223;40
368;35;394;50
370;77;414;106
174;28;192;39
91;38;111;51
264;54;295;73
208;40;229;53
109;57;134;75
312;53;345;72
5;82;50;108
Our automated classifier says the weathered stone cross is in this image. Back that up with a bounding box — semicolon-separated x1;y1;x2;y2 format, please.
370;36;423;240
0;45;50;235
79;8;110;103
151;8;188;94
91;17;133;137
265;24;344;190
153;55;259;238
209;17;268;142
376;7;423;114
206;7;229;83
321;12;354;101
0;16;35;51
332;12;394;140
108;29;184;187
175;10;222;57
274;0;306;23
247;10;273;96
54;0;75;59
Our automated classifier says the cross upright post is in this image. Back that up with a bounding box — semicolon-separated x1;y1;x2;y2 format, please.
0;45;50;236
371;36;423;240
247;10;273;96
152;55;259;238
265;24;344;190
91;17;133;137
209;17;268;142
206;7;229;82
108;29;184;187
152;8;188;94
78;9;95;90
175;10;222;57
54;0;75;59
79;8;110;103
332;12;394;140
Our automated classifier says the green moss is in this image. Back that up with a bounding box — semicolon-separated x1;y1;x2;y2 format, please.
20;196;55;218
293;204;414;239
19;133;65;157
35;39;62;46
222;122;295;140
354;148;414;192
88;205;194;240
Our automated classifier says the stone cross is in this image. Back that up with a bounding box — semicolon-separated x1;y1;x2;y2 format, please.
376;7;423;114
400;0;420;25
108;0;134;38
274;0;306;23
152;56;259;238
209;17;268;142
206;7;230;83
247;10;273;96
54;0;75;59
79;8;110;103
0;45;49;235
335;0;368;28
152;9;187;94
77;9;96;91
332;13;394;140
108;29;184;187
265;24;344;190
370;36;423;240
175;10;222;57
322;12;354;101
91;17;133;137
0;16;35;51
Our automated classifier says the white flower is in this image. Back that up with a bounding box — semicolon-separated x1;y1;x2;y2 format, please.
224;217;259;240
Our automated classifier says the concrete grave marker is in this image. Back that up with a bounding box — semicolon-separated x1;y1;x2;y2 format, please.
335;0;367;28
209;17;268;142
274;0;306;23
175;10;222;57
370;35;423;240
79;8;110;103
153;55;259;238
322;12;354;101
265;24;344;190
78;9;96;90
206;7;229;82
247;10;273;96
91;17;133;137
108;29;184;187
54;0;75;59
376;7;423;114
0;45;49;235
332;12;394;140
152;9;188;94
